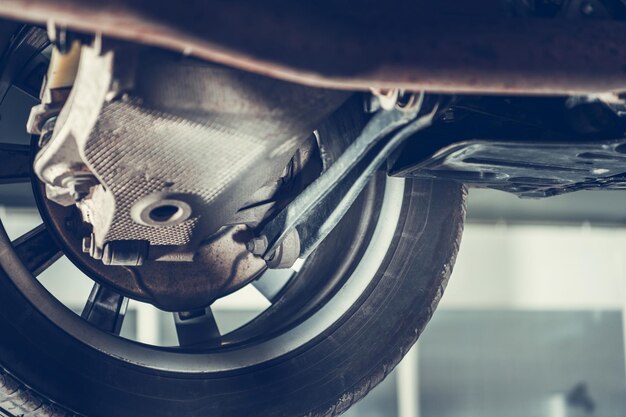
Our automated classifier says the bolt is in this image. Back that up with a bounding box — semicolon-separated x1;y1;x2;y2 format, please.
62;175;98;202
442;108;456;122
71;189;88;201
81;235;92;253
246;236;268;256
266;229;300;269
37;117;57;148
38;131;53;148
82;233;103;259
91;244;103;260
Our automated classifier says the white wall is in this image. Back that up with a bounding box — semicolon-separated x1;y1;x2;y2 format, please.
443;223;626;310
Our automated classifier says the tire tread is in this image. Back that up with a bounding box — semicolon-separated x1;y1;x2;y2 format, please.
0;370;74;417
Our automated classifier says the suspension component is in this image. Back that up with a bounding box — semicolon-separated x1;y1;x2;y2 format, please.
249;93;436;268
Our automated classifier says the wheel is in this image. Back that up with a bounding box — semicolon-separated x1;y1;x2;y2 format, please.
0;24;466;417
0;178;465;417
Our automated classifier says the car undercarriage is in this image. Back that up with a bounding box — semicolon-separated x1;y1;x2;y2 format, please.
0;1;624;416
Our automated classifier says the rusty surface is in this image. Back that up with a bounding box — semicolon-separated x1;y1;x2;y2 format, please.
34;42;346;255
1;0;626;94
37;189;267;311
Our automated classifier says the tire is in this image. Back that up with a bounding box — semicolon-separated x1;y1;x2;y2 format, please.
0;177;466;417
0;21;467;417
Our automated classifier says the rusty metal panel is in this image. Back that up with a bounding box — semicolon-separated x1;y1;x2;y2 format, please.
0;0;626;94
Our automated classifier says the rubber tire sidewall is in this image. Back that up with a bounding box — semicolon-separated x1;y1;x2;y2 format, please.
0;178;466;417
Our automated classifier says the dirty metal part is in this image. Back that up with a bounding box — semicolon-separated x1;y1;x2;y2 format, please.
295;102;438;259
265;229;300;269
245;235;268;256
33;177;269;310
37;117;57;148
392;136;626;198
253;94;437;265
33;40;347;265
80;234;90;253
371;89;401;111
31;97;383;311
101;240;149;266
27;39;80;136
81;232;103;260
225;99;388;345
46;20;93;54
43;37;81;90
228;135;325;228
64;173;98;202
1;1;626;94
371;89;425;112
27;88;70;135
389;95;626;197
30;93;331;309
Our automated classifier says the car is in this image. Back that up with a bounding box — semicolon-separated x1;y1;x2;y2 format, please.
0;1;624;416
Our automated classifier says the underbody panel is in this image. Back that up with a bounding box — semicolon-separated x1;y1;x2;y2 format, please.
0;0;626;95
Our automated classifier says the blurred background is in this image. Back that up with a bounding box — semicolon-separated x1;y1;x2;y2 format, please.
2;84;626;417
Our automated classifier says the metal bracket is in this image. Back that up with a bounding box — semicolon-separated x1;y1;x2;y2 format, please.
252;93;438;267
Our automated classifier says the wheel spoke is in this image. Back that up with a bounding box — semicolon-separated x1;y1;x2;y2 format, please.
0;26;49;104
252;269;295;302
174;307;221;348
81;283;128;335
13;223;62;276
0;143;31;184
